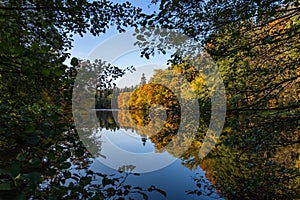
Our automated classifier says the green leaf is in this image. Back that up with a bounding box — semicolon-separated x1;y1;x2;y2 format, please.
26;135;40;145
6;162;21;177
16;151;27;161
136;34;146;41
42;68;51;76
24;172;41;186
29;157;41;167
54;68;64;76
47;194;58;200
75;149;85;157
58;162;71;169
102;177;114;187
57;151;71;164
63;171;71;179
0;183;11;191
24;126;35;133
45;168;57;176
79;177;92;186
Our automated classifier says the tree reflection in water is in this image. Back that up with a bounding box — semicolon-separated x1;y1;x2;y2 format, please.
0;110;166;199
2;109;297;199
97;108;300;199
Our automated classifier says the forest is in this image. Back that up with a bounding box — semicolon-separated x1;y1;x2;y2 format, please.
0;0;299;199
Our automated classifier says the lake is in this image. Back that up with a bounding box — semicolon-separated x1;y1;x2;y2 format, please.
1;107;298;199
79;110;223;199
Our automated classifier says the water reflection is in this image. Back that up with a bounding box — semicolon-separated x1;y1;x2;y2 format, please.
1;108;298;199
95;109;300;199
201;111;300;199
93;110;220;199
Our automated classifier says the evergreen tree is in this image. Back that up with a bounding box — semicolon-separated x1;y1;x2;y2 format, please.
140;73;147;85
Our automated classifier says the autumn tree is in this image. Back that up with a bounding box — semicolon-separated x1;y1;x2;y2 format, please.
138;1;300;199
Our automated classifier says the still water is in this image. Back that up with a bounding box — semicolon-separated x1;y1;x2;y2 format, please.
84;110;222;199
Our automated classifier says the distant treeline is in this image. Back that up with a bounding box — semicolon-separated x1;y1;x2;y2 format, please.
95;86;138;109
95;73;147;109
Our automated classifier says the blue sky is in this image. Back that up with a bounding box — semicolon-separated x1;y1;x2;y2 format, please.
69;0;158;63
68;0;171;88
